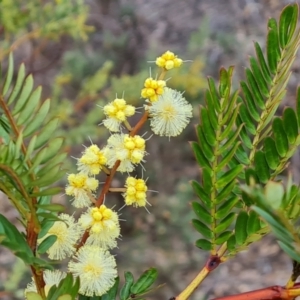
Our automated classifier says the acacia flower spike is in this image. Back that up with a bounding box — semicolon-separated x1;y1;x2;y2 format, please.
123;176;149;207
77;144;108;175
102;98;135;132
104;133;147;173
155;50;183;70
65;173;99;208
79;205;121;249
141;77;166;102
148;87;193;138
38;214;82;260
68;245;117;296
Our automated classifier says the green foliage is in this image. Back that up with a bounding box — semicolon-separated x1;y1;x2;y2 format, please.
0;53;66;262
191;3;300;258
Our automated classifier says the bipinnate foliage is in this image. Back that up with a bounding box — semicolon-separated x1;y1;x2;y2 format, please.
191;3;300;257
0;53;66;266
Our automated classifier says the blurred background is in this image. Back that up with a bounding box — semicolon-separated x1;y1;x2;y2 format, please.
0;0;299;299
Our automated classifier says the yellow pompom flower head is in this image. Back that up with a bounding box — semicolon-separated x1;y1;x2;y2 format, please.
79;205;120;249
141;77;166;102
65;173;99;208
38;214;82;260
102;98;135;132
123;177;148;207
77;144;107;175
104;133;147;173
68;245;117;297
156;50;183;70
148;87;193;138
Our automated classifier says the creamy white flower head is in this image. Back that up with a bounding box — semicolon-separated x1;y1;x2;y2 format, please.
68;245;117;297
104;133;146;173
25;270;67;298
102;98;135;132
38;214;82;260
65;173;99;208
148;87;193;137
79;205;120;249
123;177;148;207
77;145;107;175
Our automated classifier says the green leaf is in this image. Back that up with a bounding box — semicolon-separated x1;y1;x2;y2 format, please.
192;219;212;239
267;20;280;74
57;295;72;300
215;165;243;188
37;235;57;254
219;68;229;98
215;231;232;245
227;235;236;252
191;142;211;171
235;144;250;165
264;181;284;210
26;292;44;300
235;211;248;245
36;203;65;212
197;125;215;162
23;99;51;137
25;135;37;161
191;181;211;208
195;239;212;251
236;116;253;150
249;56;269;97
2;52;14;97
130;268;158;294
120;272;134;300
200;107;216;146
17;86;42;126
202;167;212;191
35;118;59;149
240;81;260;122
264;137;280;170
245;68;265;109
219;105;240;140
216;141;241;172
279;4;298;47
31;187;63;197
215;196;239;219
239;103;256;135
7;63;26;105
12;75;34;115
102;277;119;300
273;117;289;157
207;77;221;113
283;107;298;144
215;212;236;233
254;151;270;184
254;42;272;84
205;90;218;130
247;211;261;235
36;152;67;177
215;178;236;204
40;137;65;164
192;202;212;224
39;220;55;239
278;241;300;263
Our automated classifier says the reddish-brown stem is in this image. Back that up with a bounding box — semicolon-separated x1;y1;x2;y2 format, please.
211;283;300;300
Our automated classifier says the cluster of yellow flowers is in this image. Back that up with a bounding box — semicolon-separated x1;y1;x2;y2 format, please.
26;51;193;298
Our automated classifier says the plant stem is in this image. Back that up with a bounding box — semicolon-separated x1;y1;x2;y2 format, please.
175;254;222;300
211;283;300;300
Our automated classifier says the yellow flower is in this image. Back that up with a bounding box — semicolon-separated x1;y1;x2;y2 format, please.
148;87;193;137
141;77;166;102
104;134;146;172
25;270;67;298
79;205;120;249
65;173;99;208
123;177;148;207
68;245;117;296
156;51;183;70
103;98;135;132
38;214;82;260
77;145;107;175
